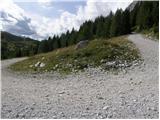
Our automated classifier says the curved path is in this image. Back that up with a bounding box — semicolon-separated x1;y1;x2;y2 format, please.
1;34;159;119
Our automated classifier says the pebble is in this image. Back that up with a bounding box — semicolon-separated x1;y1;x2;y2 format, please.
103;106;109;110
107;114;113;118
147;107;151;110
86;107;90;110
133;99;137;102
58;91;65;94
97;97;104;100
45;94;49;97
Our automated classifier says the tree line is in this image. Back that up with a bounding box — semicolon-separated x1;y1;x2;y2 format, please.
1;1;158;59
37;1;158;54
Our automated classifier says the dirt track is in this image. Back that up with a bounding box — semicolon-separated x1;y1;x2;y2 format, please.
1;34;159;118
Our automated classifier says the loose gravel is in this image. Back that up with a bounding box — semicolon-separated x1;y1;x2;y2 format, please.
1;34;159;119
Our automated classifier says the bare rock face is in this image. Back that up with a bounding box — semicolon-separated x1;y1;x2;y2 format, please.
75;40;89;50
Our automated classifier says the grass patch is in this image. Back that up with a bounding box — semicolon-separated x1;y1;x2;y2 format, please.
141;27;159;40
10;36;141;74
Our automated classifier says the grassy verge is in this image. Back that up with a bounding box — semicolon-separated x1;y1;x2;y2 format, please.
141;27;159;41
10;36;141;74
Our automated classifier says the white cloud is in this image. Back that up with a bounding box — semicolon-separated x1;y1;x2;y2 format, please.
0;0;38;38
37;0;54;8
1;0;132;40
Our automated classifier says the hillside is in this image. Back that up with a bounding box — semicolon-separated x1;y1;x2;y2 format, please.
10;36;141;74
35;1;159;55
1;1;158;60
1;31;40;59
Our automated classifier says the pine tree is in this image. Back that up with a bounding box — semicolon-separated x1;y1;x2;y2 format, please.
38;40;49;53
110;9;123;36
121;9;131;34
104;11;113;38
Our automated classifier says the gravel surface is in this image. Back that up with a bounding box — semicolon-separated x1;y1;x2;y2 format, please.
1;34;159;119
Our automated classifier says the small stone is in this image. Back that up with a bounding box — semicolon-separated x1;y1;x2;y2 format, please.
33;75;36;78
86;107;89;110
147;107;151;110
133;99;137;102
130;81;134;84
7;109;12;113
30;107;34;110
100;59;105;63
45;94;49;97
16;114;19;118
32;103;36;105
103;106;109;110
153;107;157;111
19;114;25;118
98;97;104;100
55;64;59;68
138;81;142;84
52;116;57;119
151;93;154;97
40;62;45;67
96;113;101;117
107;114;113;118
99;116;103;119
58;91;65;94
130;78;133;80
35;61;40;67
130;88;134;91
75;40;89;50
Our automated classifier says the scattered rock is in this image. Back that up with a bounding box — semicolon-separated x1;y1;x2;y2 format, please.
45;94;49;97
138;80;142;85
52;116;57;119
130;88;134;91
32;103;36;105
96;113;101;117
105;61;116;67
33;75;36;78
97;96;104;100
86;107;90;110
7;109;12;113
58;91;65;94
35;61;41;67
100;59;105;63
40;62;45;67
133;99;137;102
147;107;151;110
55;64;59;68
75;40;89;50
103;106;109;110
153;107;157;111
107;114;113;118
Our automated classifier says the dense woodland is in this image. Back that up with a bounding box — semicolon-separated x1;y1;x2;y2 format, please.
1;1;159;59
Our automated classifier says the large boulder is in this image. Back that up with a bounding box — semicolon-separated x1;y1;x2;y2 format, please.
75;40;89;50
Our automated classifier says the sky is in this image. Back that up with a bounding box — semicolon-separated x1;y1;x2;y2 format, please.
0;0;133;40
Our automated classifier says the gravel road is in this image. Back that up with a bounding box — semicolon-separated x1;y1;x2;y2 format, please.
1;34;159;119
